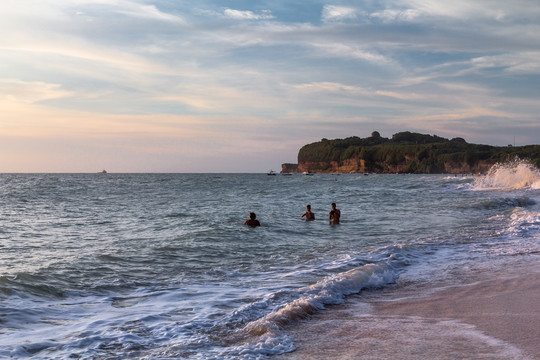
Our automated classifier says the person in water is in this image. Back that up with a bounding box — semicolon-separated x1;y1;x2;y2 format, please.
244;212;261;227
301;205;315;221
329;202;340;224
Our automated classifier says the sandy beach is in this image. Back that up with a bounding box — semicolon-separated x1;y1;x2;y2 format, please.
276;258;540;360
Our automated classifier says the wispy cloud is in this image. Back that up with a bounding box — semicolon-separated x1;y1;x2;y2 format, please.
294;82;370;95
0;79;73;104
224;9;274;20
113;3;184;22
375;90;423;100
470;52;540;74
370;9;421;22
311;43;392;64
322;5;360;22
372;0;540;23
410;108;512;122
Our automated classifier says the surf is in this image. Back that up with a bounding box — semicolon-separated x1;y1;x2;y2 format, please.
244;262;397;337
472;158;540;191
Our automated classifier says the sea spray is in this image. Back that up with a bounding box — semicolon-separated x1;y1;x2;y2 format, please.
467;159;540;258
473;158;540;191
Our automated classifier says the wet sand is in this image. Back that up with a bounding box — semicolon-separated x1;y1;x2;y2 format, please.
276;261;540;359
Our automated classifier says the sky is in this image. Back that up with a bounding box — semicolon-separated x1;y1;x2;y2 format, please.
1;0;539;172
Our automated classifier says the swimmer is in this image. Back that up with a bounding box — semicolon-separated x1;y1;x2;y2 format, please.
329;203;340;224
244;212;261;227
301;205;315;221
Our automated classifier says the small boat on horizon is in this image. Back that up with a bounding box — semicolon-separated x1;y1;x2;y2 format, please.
267;170;277;176
99;170;107;174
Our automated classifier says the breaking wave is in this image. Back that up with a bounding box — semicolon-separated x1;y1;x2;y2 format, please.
472;158;540;191
244;262;396;337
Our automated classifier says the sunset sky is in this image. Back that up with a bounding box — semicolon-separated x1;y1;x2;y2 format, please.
1;0;539;172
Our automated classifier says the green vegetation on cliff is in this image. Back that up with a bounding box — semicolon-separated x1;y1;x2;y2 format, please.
295;132;540;173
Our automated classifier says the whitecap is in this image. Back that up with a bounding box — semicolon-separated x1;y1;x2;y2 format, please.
472;158;540;191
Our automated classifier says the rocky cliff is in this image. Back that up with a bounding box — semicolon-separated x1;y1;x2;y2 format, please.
281;132;540;174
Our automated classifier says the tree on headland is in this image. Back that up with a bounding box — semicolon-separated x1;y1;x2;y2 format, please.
290;131;540;174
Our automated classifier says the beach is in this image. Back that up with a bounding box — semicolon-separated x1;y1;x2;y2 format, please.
276;257;540;360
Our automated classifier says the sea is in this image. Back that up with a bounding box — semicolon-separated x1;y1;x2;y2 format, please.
1;159;539;359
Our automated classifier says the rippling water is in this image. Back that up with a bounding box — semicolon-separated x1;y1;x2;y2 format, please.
1;161;539;359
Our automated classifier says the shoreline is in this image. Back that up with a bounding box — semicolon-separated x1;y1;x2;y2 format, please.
275;256;540;360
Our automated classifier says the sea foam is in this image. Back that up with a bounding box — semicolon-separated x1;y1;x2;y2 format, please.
473;158;540;191
244;262;396;337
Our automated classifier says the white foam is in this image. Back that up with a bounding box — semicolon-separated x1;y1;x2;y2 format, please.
508;208;540;235
244;263;396;336
473;159;540;191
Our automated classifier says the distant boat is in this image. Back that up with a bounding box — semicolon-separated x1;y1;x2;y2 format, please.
99;170;107;174
303;172;314;176
267;170;277;176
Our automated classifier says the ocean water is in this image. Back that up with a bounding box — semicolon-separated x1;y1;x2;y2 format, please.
0;160;539;359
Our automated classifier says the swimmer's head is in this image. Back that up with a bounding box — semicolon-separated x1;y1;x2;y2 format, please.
249;212;256;220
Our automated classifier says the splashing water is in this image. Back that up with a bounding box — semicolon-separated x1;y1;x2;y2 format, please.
473;158;540;191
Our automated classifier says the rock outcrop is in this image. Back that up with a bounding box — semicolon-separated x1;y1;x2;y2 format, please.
281;163;298;173
281;132;540;174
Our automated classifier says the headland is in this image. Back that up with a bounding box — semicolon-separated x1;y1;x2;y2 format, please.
282;131;540;174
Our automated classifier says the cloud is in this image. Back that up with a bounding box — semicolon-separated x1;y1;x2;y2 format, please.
395;0;477;19
0;79;73;104
224;9;274;20
311;43;392;64
294;82;361;92
373;0;540;23
0;94;216;140
375;90;423;100
77;0;185;23
470;52;540;74
114;3;184;23
2;0;184;25
154;84;273;112
370;9;421;22
322;5;360;22
410;108;512;122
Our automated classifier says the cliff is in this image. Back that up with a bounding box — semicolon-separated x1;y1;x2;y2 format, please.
281;131;540;174
281;163;298;173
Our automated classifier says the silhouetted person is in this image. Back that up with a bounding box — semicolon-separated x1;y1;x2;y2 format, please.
301;205;315;221
244;212;260;227
329;203;340;224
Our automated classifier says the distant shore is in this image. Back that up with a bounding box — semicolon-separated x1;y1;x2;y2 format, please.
275;257;540;360
282;132;540;175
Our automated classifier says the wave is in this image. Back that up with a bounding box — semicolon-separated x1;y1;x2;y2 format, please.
0;273;64;299
506;208;540;238
244;262;396;337
474;197;536;210
165;212;190;218
180;249;412;358
198;261;400;358
472;158;540;191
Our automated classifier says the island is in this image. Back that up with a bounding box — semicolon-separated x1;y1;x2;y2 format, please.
281;131;540;174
